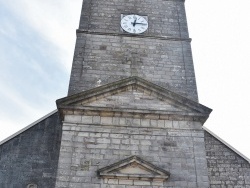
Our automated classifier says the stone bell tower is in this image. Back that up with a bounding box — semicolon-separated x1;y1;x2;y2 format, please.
55;0;212;187
68;0;198;101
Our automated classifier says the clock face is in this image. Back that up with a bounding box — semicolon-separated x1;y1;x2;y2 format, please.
121;15;148;34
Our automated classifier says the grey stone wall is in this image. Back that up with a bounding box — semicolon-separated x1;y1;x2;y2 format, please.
0;112;62;188
79;0;188;38
68;0;198;101
55;114;209;188
69;33;197;101
204;132;250;188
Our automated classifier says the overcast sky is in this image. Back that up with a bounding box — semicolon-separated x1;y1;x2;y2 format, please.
0;0;249;159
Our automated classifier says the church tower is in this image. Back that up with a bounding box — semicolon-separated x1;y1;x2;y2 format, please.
68;0;198;101
55;0;212;187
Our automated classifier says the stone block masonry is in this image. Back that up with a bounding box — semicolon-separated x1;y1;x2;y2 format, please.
68;0;198;101
55;114;209;188
69;33;197;101
79;0;188;38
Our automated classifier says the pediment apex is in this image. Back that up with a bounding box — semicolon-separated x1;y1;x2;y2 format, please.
97;155;170;181
57;76;212;116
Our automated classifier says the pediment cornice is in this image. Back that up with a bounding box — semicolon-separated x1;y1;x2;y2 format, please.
57;77;212;123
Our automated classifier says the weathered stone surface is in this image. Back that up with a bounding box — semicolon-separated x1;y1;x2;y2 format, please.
98;155;170;186
0;112;62;188
69;33;197;101
68;0;198;101
55;114;209;188
205;132;250;188
84;89;182;111
58;77;211;125
79;0;188;37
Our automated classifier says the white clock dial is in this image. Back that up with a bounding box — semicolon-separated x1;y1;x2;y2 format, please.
121;14;148;34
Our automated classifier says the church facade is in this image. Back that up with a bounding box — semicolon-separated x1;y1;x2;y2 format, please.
0;0;250;188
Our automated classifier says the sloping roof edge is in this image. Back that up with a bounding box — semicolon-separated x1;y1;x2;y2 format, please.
203;126;250;164
0;109;58;146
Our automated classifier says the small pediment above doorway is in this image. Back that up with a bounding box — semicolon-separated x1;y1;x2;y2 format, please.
97;156;170;181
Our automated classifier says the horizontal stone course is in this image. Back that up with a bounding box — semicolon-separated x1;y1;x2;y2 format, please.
63;115;203;130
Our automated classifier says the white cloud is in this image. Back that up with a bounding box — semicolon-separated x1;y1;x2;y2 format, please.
2;0;82;71
0;1;82;141
0;81;44;117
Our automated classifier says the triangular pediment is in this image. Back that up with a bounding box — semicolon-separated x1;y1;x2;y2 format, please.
79;88;187;112
97;156;170;181
57;77;212;121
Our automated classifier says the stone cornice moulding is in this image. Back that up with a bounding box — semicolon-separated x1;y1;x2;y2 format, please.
59;106;209;122
76;30;191;42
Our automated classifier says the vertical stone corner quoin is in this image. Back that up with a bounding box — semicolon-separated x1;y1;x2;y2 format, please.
97;155;170;181
56;76;212;123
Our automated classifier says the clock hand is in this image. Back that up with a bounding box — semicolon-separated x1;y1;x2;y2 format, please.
132;18;137;27
134;23;147;25
131;22;147;26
